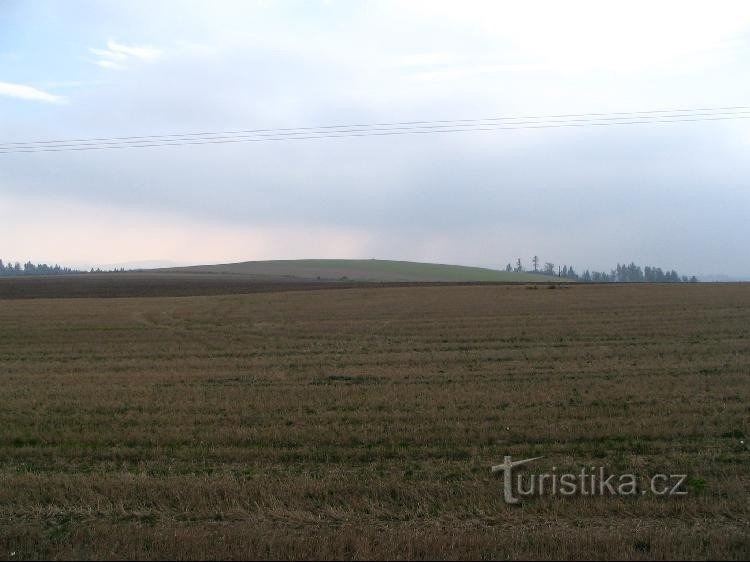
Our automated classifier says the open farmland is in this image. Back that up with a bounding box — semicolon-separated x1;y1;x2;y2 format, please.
0;283;748;560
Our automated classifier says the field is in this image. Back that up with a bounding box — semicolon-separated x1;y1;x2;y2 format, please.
0;273;383;300
0;281;748;560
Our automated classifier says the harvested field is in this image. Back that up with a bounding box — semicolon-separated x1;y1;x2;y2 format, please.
0;273;560;300
0;283;748;559
0;273;344;300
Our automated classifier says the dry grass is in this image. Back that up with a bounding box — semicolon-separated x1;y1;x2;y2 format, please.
0;283;748;559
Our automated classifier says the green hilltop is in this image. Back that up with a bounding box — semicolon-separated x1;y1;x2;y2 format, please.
161;259;563;283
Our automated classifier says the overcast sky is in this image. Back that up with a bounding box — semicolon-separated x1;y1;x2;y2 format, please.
1;0;749;276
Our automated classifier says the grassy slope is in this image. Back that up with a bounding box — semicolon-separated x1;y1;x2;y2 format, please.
160;258;562;282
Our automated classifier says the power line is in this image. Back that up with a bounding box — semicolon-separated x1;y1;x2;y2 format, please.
5;111;750;152
1;106;748;154
4;108;750;150
2;104;748;148
5;115;750;154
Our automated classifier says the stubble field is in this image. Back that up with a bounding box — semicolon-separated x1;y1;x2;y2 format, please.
0;282;748;559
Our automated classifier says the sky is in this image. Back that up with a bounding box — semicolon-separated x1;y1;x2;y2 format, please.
1;0;750;277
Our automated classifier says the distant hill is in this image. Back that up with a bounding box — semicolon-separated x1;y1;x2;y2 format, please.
157;259;563;282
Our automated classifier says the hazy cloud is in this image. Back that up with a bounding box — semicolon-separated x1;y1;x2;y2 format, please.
90;39;162;69
0;81;65;103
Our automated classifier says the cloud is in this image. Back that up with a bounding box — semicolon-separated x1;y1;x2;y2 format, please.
393;53;457;67
174;40;220;56
0;195;370;268
412;63;551;82
94;60;124;70
4;0;750;275
106;40;162;60
398;0;750;73
0;81;65;103
90;39;162;69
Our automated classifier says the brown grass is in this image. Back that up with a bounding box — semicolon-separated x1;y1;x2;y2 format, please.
0;283;748;559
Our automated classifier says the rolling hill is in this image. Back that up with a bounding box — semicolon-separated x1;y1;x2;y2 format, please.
158;259;563;282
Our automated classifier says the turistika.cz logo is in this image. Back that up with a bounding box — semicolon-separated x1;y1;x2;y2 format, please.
491;456;688;504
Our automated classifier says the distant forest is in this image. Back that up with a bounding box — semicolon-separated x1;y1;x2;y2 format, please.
1;257;698;282
506;258;698;283
0;260;125;276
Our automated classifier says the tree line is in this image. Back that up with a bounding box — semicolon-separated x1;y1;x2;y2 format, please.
505;257;698;283
0;259;126;276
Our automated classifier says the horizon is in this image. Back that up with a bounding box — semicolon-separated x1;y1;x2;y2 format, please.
0;255;738;281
